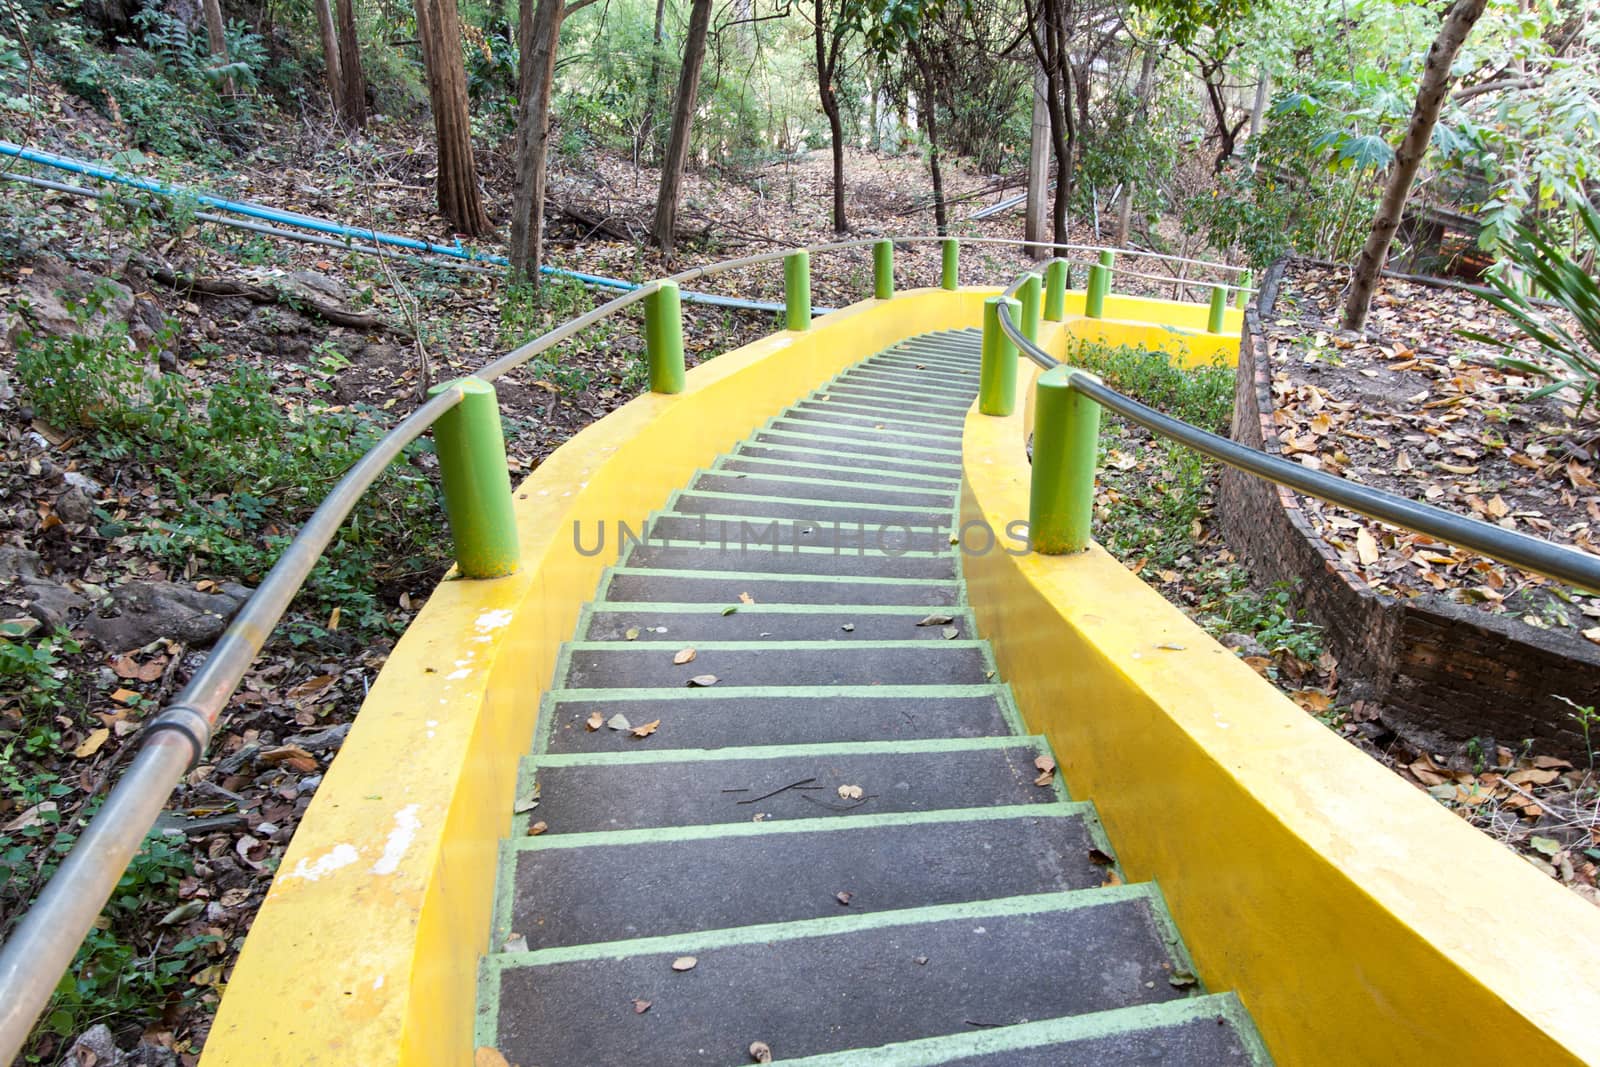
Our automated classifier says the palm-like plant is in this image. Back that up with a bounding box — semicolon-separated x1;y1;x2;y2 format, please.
1465;200;1600;415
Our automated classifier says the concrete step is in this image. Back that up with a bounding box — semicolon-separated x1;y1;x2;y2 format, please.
645;513;951;554
601;567;962;608
581;603;974;642
830;371;976;399
795;398;967;427
538;686;1016;753
558;640;992;688
481;886;1195;1066
814;383;974;414
772;410;965;445
734;442;961;478
671;490;955;529
687;471;956;509
522;738;1057;833
714;456;958;489
498;805;1112;950
745;429;963;467
619;542;957;580
766;996;1265;1066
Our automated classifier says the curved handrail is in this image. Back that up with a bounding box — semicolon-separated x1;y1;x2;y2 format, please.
0;236;1250;1059
993;298;1600;593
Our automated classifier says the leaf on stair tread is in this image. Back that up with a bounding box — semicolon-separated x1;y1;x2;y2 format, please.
501;935;528;953
630;719;660;738
722;605;738;616
916;614;955;626
1087;848;1114;867
1034;755;1056;773
739;592;755;604
1101;870;1123;887
632;998;652;1014
687;674;719;687
841;623;854;632
835;891;852;906
837;784;864;800
527;821;548;836
750;1041;774;1063
624;627;641;641
607;714;632;731
671;956;698;971
1169;969;1199;989
585;711;604;731
674;647;697;665
941;627;959;640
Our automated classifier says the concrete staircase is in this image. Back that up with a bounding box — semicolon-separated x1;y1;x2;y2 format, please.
476;329;1269;1065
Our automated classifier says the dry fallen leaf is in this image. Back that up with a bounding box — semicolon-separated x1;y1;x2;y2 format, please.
671;956;698;971
527;821;548;836
837;784;864;800
673;648;697;665
632;999;652;1014
630;719;661;738
585;711;604;731
916;613;955;626
607;714;632;731
835;891;852;906
750;1041;774;1064
1087;848;1115;867
686;674;719;687
1034;755;1056;774
73;728;110;759
1101;870;1123;887
624;627;641;641
1355;527;1380;566
739;592;755;604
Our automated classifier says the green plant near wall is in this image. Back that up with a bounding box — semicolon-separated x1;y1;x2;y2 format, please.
1464;201;1600;416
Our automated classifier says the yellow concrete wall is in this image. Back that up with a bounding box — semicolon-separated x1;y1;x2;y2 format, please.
200;287;1001;1067
962;355;1600;1065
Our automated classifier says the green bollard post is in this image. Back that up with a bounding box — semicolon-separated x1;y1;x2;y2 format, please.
644;280;686;394
1029;366;1102;555
1019;272;1043;345
1085;264;1109;319
1043;259;1068;321
1098;249;1116;271
1236;269;1253;310
979;296;1022;417
784;250;811;331
941;238;959;290
874;239;894;299
429;377;520;578
1208;285;1228;334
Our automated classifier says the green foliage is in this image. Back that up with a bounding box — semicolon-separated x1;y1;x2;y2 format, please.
11;290;445;633
0;628;81;716
1465;201;1600;415
1069;339;1233;433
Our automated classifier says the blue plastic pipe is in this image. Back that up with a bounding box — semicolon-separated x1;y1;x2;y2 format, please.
0;141;792;313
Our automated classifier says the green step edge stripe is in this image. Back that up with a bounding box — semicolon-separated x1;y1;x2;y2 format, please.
832;371;977;395
669;488;957;516
790;401;967;429
746;426;965;459
810;389;974;414
770;995;1271;1067
773;413;966;444
713;456;959;486
690;467;959;499
849;364;977;384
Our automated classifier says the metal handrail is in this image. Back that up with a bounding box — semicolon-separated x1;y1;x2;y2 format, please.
0;236;1252;1058
993;299;1600;593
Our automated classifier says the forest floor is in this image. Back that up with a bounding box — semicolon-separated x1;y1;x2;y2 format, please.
0;92;1595;1066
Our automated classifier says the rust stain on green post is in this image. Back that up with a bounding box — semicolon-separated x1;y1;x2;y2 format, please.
429;378;519;578
979;296;1021;417
1029;366;1102;554
1019;272;1043;344
874;239;894;299
1044;259;1068;321
1208;285;1228;334
644;280;686;394
941;238;959;290
784;250;811;331
1085;264;1109;319
1236;269;1253;310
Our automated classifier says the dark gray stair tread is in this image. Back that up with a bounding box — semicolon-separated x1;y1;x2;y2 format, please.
868;360;979;379
748;430;963;466
541;692;1012;752
561;642;990;688
505;809;1106;948
715;458;956;490
528;742;1054;832
620;543;957;579
583;606;972;642
798;399;966;426
828;373;975;399
488;889;1186;1066
735;444;960;479
603;570;961;607
689;472;955;508
773;411;964;445
937;1012;1259;1066
646;513;951;553
814;387;973;414
672;492;955;528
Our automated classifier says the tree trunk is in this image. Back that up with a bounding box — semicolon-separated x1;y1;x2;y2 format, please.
1113;47;1158;247
916;47;946;235
509;0;564;278
652;0;713;254
313;0;346;118
814;0;847;233
200;0;234;95
416;0;491;235
336;0;367;127
1025;66;1050;258
1249;68;1269;139
639;0;667;161
1341;0;1487;330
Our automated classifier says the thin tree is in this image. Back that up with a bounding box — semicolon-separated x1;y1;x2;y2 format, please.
1112;46;1157;247
336;0;367;127
200;0;234;96
652;0;714;253
508;0;602;280
811;0;853;233
313;0;347;119
1023;0;1077;245
415;0;491;235
1025;67;1050;257
1341;0;1488;330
